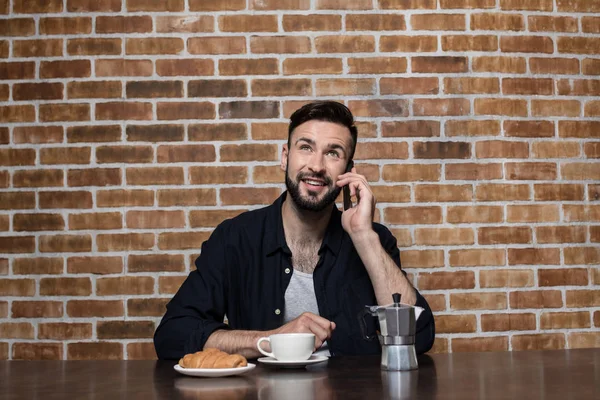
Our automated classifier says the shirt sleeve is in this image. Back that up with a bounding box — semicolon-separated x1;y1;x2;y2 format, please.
375;224;436;355
153;223;232;360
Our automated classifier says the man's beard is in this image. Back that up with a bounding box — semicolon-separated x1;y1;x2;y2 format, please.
285;167;342;212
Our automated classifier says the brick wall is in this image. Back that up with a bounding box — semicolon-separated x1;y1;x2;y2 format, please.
0;0;599;360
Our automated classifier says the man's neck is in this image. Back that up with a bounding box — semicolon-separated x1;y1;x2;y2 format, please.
281;195;333;245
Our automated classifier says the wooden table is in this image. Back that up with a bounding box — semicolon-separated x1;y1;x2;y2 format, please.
1;349;598;399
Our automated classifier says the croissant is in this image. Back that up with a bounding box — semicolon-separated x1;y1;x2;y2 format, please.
179;348;248;369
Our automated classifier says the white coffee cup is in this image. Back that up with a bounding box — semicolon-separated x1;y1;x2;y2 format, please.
256;333;315;361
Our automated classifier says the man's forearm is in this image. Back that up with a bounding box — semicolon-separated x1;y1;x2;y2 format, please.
204;329;271;359
351;230;416;306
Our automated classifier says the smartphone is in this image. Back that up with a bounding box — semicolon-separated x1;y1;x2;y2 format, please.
343;160;354;211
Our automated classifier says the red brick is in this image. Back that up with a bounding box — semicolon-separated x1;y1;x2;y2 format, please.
380;77;438;95
500;0;553;11
415;184;472;202
250;36;311;54
444;77;498;94
558;79;600;96
156;15;212;33
379;0;436;9
446;163;502;181
157;59;213;77
508;248;560;266
442;35;499;52
67;38;120;56
450;292;507;310
315;35;375;53
128;254;184;273
160;232;213;250
126;81;183;99
40;103;90;122
0;279;35;296
157;189;216;207
97;189;153;207
190;123;247;142
39;323;92;340
221;188;282;206
39;234;91;253
0;18;35;36
481;269;535;288
284;58;343;75
283;14;341;32
157;144;216;163
471;13;524;31
569;332;600;349
14;0;62;12
539;268;589;287
70;212;123;230
97;276;154;295
440;0;495;7
532;100;581;117
126;38;184;55
475;98;527;116
0;322;34;339
128;298;170;316
566;290;600;308
126;210;184;229
558;37;600;55
586;143;600;158
190;166;248;184
412;57;467;73
399;250;444;269
510;290;563;308
541;312;590;329
188;79;246;98
12;258;63;275
479;226;531;244
11;301;63;318
449;249;505;267
505;162;557;180
96;102;152;121
452;337;508;353
0;61;35;79
447;206;503;224
188;37;246;55
348;57;406;74
67;0;120;11
67;300;124;318
68;125;121;143
0;105;35;123
127;342;157;360
533;142;581;159
255;78;313;96
382;164;440;182
415;228;474;245
67;168;121;187
97;233;154;252
317;0;371;9
512;334;565;351
126;167;184;185
67;256;123;275
14;213;64;231
354;142;408;160
97;320;154;339
126;124;183;142
219;15;278;32
531;57;580;75
473;56;526;73
40;17;91;34
564;247;600;265
39;148;90;167
127;0;183;11
586;101;600;117
383;206;442;225
481;313;536;332
219;101;279;119
190;210;246;228
503;78;554;95
382;121;440;138
418;271;475;290
13;170;63;188
0;237;35;254
13;126;63;144
67;342;123;360
159;276;186;294
96;145;153;164
40;277;91;296
13;82;63;101
40;60;90;79
582;17;600;33
501;36;553;53
475;183;529;201
414;141;471;158
157;102;215;120
563;163;600;180
507;204;559;223
435;314;477;333
96;59;152;77
504;120;554;138
536;226;586;244
12;343;62;360
346;14;404;31
348;100;408;118
476;140;528;159
534;184;584;201
97;16;152;33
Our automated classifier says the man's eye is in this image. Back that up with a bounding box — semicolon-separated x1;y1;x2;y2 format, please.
300;145;311;151
326;151;339;157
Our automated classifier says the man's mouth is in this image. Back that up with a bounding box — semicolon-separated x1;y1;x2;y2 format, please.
302;179;327;187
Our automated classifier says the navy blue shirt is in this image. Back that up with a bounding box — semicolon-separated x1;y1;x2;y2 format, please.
154;192;435;359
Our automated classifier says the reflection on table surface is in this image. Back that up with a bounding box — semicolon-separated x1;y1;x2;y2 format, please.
0;349;598;400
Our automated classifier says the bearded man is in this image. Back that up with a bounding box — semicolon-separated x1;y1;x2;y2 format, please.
154;101;435;359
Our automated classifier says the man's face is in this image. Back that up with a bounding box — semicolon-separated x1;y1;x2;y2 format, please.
282;120;353;212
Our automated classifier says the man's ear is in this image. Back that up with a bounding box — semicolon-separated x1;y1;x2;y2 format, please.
280;143;288;172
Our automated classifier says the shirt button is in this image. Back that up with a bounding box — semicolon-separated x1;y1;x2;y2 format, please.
284;268;291;274
275;309;281;315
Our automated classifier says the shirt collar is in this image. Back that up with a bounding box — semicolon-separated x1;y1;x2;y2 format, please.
265;191;345;257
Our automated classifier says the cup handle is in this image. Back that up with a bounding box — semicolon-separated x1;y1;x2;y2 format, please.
256;337;275;358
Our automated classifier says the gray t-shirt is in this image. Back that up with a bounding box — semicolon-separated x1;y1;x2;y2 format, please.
283;269;330;356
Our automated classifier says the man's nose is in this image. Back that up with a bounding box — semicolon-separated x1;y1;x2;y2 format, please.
307;153;326;173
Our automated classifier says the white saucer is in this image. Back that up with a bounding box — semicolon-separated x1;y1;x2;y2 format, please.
257;355;328;368
174;363;256;377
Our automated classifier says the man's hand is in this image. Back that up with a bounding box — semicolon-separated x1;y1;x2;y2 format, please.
273;312;336;350
336;167;376;237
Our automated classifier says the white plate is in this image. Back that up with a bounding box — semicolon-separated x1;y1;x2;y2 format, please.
174;363;256;378
257;355;329;368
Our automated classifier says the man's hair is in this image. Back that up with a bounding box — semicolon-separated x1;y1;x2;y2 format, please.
288;101;358;161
